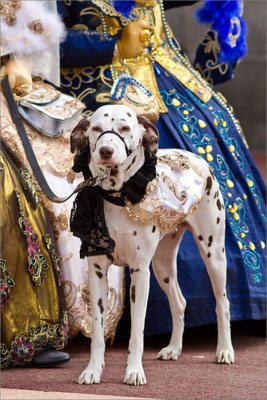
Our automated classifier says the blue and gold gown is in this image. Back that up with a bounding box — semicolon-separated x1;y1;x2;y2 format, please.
58;0;266;336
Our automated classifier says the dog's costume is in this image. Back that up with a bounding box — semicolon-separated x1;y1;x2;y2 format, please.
71;147;205;258
59;0;266;335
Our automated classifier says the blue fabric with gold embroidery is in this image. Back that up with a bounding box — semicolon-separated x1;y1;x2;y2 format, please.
144;62;266;335
58;0;266;336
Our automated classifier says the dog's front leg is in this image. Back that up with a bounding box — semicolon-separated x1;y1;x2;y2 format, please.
78;256;109;384
124;266;150;386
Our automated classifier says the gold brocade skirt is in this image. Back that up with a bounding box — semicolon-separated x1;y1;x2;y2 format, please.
0;146;68;368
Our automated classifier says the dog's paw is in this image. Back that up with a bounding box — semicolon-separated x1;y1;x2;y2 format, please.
216;348;235;364
78;367;102;385
157;345;181;361
124;366;147;386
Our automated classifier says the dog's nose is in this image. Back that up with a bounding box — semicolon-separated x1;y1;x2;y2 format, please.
99;146;114;160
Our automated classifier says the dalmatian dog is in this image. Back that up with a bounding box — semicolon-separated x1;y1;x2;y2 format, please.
71;104;234;386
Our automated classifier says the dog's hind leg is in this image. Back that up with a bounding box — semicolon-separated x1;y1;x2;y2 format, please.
188;195;235;364
78;256;110;384
152;224;187;361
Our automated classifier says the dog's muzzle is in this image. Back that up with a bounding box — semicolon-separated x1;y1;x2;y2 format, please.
96;130;130;157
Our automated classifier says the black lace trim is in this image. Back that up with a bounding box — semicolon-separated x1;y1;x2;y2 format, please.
70;147;157;258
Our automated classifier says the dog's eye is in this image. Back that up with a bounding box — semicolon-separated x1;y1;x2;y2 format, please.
92;126;103;133
119;126;130;133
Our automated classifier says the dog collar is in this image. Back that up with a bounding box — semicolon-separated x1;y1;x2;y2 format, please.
95;130;131;156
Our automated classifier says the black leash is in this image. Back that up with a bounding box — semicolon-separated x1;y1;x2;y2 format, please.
1;76;109;203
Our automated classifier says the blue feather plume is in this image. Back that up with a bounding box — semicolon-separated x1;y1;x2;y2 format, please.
195;0;248;63
112;1;136;19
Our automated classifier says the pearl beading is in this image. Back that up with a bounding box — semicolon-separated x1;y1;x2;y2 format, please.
111;75;152;101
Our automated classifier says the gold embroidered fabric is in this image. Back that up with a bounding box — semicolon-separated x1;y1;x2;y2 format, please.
0;149;64;355
110;1;211;107
92;0;131;26
63;269;125;342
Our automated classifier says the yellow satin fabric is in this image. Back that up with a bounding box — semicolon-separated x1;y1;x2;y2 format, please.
0;147;63;362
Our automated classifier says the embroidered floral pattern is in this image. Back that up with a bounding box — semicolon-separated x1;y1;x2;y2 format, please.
1;312;69;368
19;169;41;205
43;234;62;285
0;259;15;308
18;217;49;286
10;335;34;365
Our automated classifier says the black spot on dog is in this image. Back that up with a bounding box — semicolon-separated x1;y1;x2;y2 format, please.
135;268;140;272
223;293;226;296
94;263;101;270
98;298;104;314
104;113;109;117
128;350;131;355
217;199;222;211
127;113;132;118
110;178;116;187
217;217;220;224
95;270;103;279
164;277;169;284
127;156;137;170
101;317;103;327
207;252;211;258
137;246;140;250
133;231;137;236
131;285;136;303
222;247;225;253
107;254;114;263
198;235;203;241
209;168;216;180
130;268;134;274
112;118;114;121
214;190;219;199
208;235;213;247
206;176;212;195
110;168;118;177
152;225;156;233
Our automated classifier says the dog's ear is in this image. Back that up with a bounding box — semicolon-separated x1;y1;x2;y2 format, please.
137;115;159;155
70;117;90;153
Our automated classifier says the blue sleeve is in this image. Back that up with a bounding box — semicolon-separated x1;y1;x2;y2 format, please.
194;30;236;86
60;29;119;68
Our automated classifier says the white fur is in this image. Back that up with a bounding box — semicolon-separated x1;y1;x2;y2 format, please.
77;105;235;386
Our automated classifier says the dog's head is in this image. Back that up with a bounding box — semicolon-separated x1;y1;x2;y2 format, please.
70;105;159;166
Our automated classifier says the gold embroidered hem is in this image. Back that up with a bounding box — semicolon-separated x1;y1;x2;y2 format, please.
62;266;125;343
1;311;68;368
124;150;206;233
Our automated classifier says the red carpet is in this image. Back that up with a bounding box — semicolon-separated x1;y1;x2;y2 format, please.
2;321;266;400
